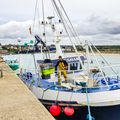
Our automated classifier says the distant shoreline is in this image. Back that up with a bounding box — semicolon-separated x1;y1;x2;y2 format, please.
88;53;120;56
79;52;120;56
61;52;120;56
1;44;120;55
1;51;120;56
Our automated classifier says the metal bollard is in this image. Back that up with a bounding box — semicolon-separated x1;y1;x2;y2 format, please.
0;68;3;78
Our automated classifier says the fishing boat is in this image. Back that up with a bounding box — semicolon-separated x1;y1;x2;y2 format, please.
4;57;19;71
20;0;120;119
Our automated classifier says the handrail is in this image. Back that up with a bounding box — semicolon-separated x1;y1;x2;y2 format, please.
37;81;120;91
20;68;120;89
20;68;120;79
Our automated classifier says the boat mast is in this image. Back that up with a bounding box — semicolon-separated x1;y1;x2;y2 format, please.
55;36;63;57
48;16;64;57
51;0;85;70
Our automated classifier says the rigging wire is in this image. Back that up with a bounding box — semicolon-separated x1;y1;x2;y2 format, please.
37;7;41;34
42;0;46;38
51;0;85;57
88;41;109;87
57;0;86;56
32;0;39;33
89;40;119;76
41;0;51;59
57;0;82;45
51;0;79;44
42;0;47;59
50;0;81;55
31;0;40;74
51;0;85;70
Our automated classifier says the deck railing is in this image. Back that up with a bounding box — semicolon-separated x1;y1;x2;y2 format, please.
19;67;120;91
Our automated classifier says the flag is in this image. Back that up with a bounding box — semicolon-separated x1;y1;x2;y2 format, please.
29;26;32;34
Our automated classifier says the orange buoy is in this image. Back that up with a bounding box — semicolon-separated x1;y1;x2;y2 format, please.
64;107;75;116
49;105;61;116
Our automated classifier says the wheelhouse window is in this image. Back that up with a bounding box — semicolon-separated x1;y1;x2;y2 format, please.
70;63;78;70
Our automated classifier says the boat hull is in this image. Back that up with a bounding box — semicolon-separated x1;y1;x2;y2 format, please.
26;82;120;119
54;105;120;120
30;86;120;107
9;64;19;71
38;99;120;120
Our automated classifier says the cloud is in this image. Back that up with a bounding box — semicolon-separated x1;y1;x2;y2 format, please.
75;15;120;36
0;16;120;45
0;20;32;39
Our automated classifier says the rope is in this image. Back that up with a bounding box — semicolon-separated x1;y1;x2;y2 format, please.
86;88;95;120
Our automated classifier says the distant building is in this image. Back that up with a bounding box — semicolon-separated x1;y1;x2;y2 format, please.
0;43;2;50
0;43;8;54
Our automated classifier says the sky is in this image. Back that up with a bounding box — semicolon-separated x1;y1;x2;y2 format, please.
0;0;120;45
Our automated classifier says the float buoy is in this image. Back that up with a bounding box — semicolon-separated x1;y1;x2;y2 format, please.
49;105;61;116
64;107;75;116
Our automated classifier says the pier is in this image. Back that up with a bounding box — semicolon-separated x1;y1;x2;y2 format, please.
0;60;54;120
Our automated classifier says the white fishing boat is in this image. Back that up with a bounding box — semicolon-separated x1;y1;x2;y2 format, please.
20;0;120;119
4;57;19;71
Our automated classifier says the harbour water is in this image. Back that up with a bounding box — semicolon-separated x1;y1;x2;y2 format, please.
54;105;120;120
3;53;120;76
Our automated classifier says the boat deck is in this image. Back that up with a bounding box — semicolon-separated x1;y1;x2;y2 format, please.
22;71;120;93
0;60;54;120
